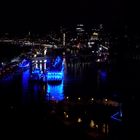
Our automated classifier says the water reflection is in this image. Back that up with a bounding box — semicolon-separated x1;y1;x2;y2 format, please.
97;69;107;82
100;70;107;80
22;69;30;93
0;57;123;139
46;81;64;101
21;69;31;105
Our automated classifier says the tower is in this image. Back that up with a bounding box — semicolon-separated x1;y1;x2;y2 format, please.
63;33;66;47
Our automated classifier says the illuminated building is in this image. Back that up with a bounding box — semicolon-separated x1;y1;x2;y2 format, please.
76;24;85;36
30;56;64;83
63;33;66;47
47;56;64;83
19;59;30;68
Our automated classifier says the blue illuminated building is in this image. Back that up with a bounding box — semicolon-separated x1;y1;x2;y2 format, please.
47;72;63;81
30;56;64;83
47;56;64;83
19;59;30;68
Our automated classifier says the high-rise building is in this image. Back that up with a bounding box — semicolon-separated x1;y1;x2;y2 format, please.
76;24;85;36
63;33;66;47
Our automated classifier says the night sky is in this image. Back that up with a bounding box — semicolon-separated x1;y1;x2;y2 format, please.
0;0;139;32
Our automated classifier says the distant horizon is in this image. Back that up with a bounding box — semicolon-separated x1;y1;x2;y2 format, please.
0;0;138;33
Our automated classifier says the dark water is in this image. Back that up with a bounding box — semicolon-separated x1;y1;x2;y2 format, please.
0;59;138;139
0;61;113;105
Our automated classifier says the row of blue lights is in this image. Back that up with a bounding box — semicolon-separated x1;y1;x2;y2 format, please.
47;72;63;80
19;59;30;68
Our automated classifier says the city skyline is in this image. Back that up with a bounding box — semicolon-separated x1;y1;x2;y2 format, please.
0;2;138;138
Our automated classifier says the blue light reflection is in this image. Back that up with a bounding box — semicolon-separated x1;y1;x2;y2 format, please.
100;70;107;80
21;69;30;105
46;81;64;101
22;69;30;92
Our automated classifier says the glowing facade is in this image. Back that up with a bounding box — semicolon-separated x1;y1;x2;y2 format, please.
46;56;64;83
19;59;30;68
31;56;64;83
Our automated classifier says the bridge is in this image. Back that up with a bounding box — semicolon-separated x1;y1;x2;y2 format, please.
0;39;59;48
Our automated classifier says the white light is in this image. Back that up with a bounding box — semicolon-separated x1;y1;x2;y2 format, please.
77;118;82;123
102;46;108;50
35;63;38;68
91;98;94;101
66;115;69;118
93;32;98;36
44;60;47;62
99;47;102;51
44;49;47;55
90;42;94;45
36;60;38;63
105;98;108;102
40;64;42;70
44;63;46;69
40;60;42;63
66;96;69;99
90;120;95;128
95;125;98;128
78;97;81;100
